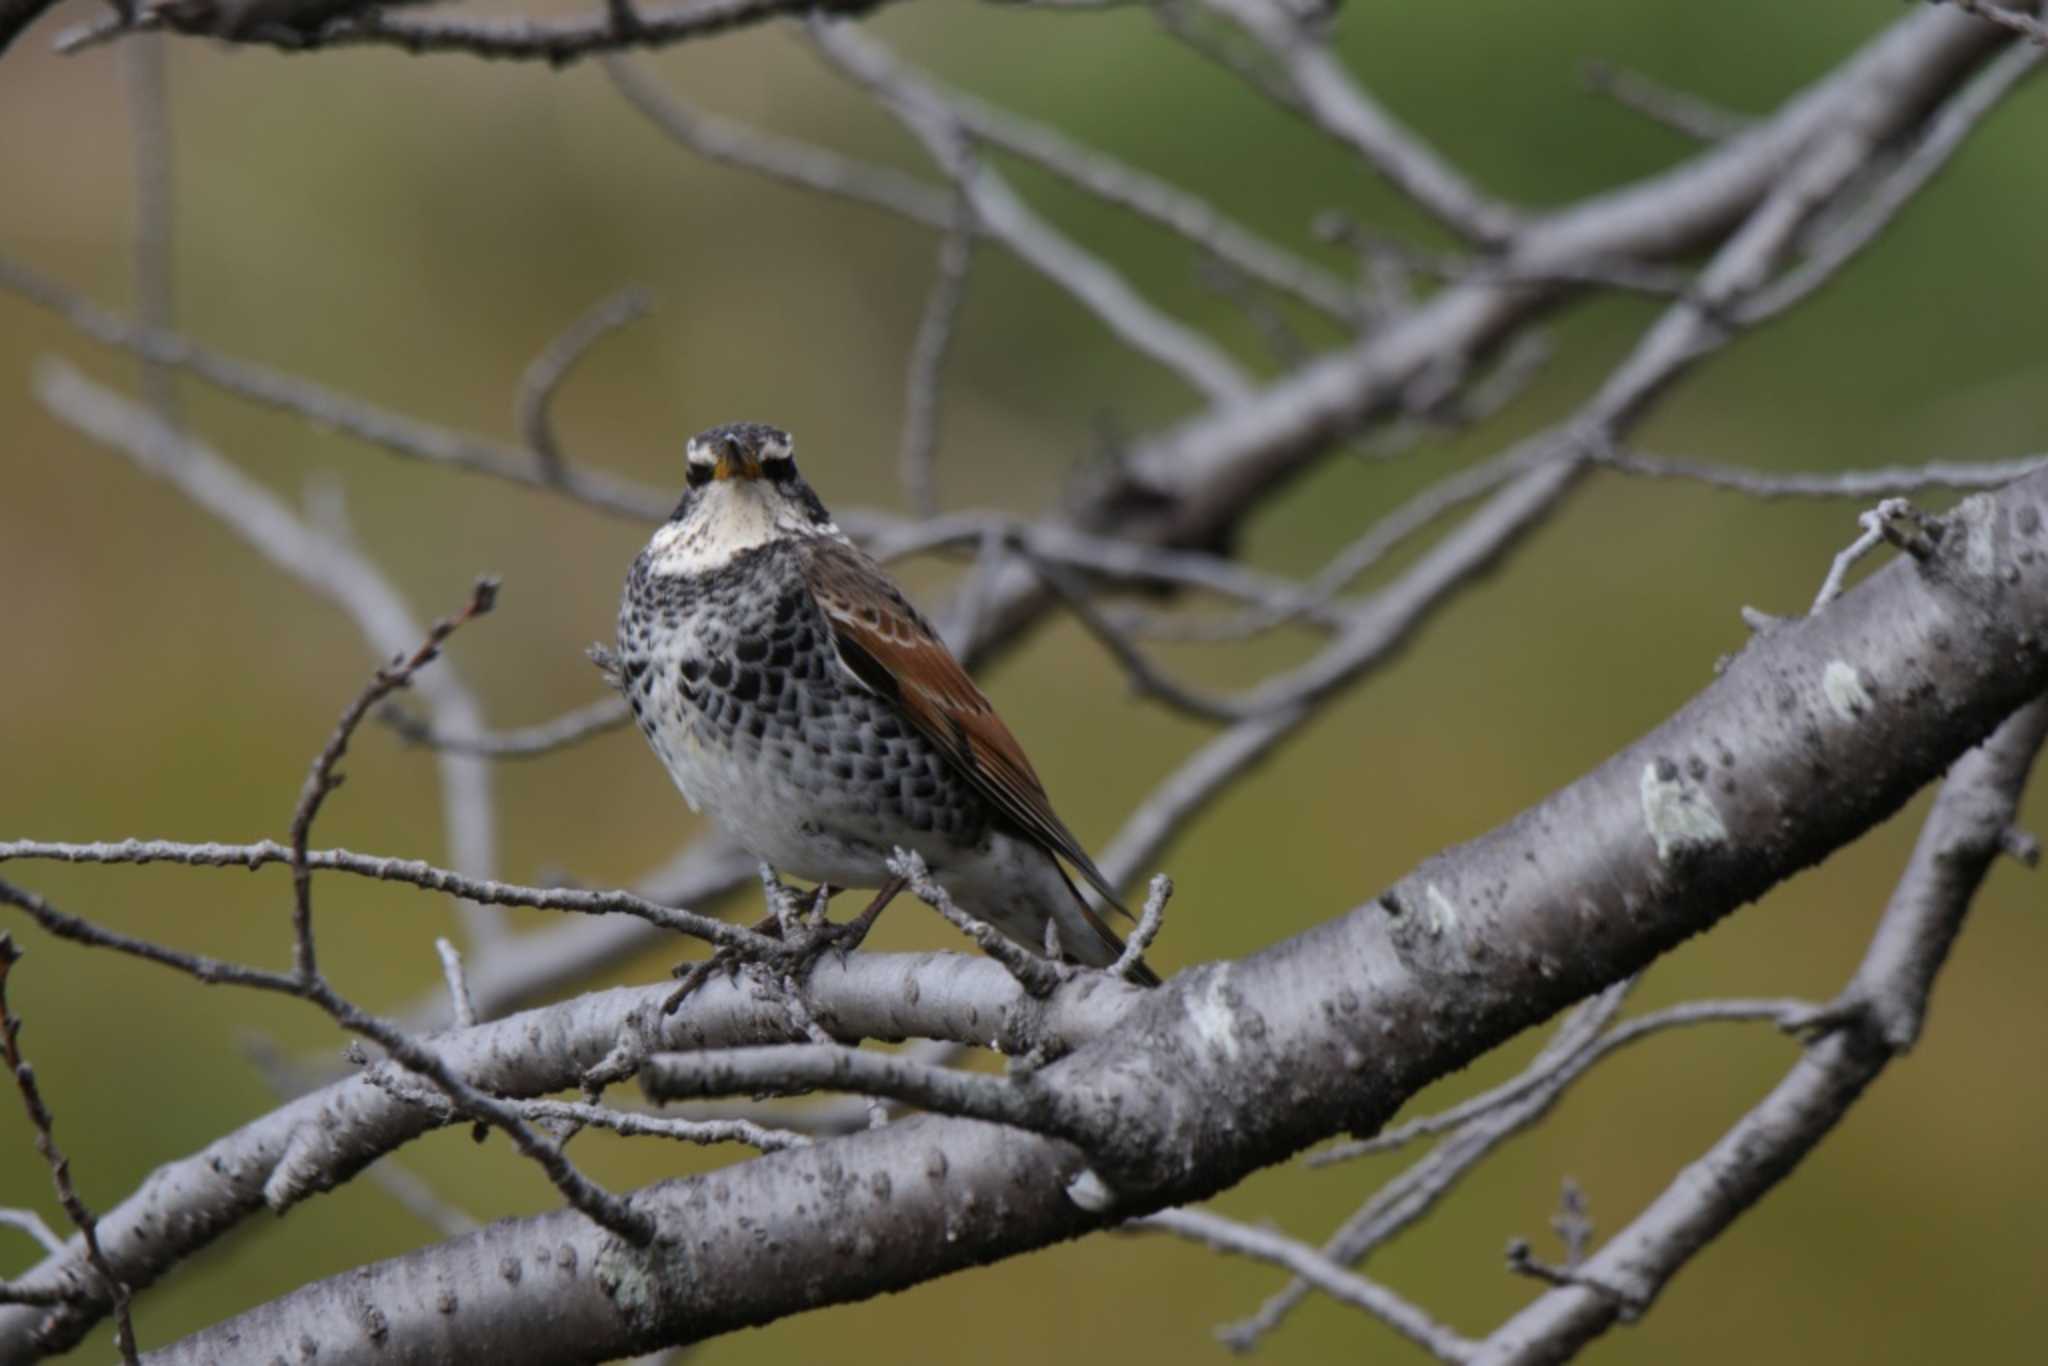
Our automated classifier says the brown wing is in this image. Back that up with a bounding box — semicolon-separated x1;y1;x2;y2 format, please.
800;537;1129;918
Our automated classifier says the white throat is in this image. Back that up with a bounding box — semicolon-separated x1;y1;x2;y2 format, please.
643;482;839;576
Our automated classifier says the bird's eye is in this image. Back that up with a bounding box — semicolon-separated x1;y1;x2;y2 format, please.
764;456;797;483
686;460;713;488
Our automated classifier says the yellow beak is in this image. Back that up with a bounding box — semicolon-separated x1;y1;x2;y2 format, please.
714;449;762;481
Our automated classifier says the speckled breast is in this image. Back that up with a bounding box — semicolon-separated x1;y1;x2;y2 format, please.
616;541;989;883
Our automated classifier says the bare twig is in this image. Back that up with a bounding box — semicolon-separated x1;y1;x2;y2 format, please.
121;32;180;427
516;285;654;482
1549;1177;1594;1269
0;1210;66;1259
1737;36;2046;324
1137;1207;1475;1362
1503;1238;1643;1317
1;260;670;522
1308;996;1805;1168
4;593;663;1249
1130;443;1532;643
888;849;1066;996
35;360;510;950
275;587;655;1243
1111;875;1171;983
1018;548;1241;721
1474;697;2048;1362
604;55;960;227
518;1098;810;1152
921;65;1358;322
436;938;477;1029
0;936;139;1363
1151;0;1309;117
1218;981;1638;1349
807;17;1253;405
0;839;784;955
287;577;499;982
1194;0;1521;245
899;191;976;517
1810;499;1909;614
380;694;634;759
1940;0;2048;46
1597;445;2048;498
1581;60;1753;142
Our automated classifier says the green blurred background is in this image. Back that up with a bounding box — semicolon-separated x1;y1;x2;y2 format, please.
3;1;2046;1360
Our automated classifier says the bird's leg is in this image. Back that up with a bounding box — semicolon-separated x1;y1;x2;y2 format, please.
791;874;907;974
662;883;873;1015
666;868;797;1017
662;909;780;1015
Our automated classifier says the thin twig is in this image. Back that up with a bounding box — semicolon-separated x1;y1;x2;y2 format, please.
1810;498;1909;614
1940;1;2048;46
4;601;663;1249
1503;1238;1643;1317
0;840;784;955
927;63;1359;322
1218;980;1638;1350
1597;445;2048;498
603;54;962;229
0;936;139;1364
899;190;976;517
516;285;654;483
1581;60;1753;142
1309;997;1807;1167
1473;698;2048;1362
37;360;510;948
1111;875;1171;983
288;578;499;982
0;1210;66;1259
278;586;655;1242
2;261;670;521
1737;36;2046;324
120;32;180;427
807;17;1253;405
435;938;477;1030
1193;0;1520;245
1137;1207;1474;1363
380;695;634;759
518;1098;810;1152
1016;546;1240;721
888;849;1066;996
1129;443;1532;643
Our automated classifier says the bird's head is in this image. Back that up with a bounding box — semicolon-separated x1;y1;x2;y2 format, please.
644;422;840;575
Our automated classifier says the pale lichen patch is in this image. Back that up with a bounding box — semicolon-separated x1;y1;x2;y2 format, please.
596;1237;683;1332
1822;659;1872;721
1423;884;1461;939
1064;1168;1114;1212
1184;965;1243;1062
1640;760;1729;862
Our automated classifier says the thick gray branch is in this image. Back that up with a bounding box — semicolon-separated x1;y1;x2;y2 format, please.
140;468;2048;1364
0;958;1137;1356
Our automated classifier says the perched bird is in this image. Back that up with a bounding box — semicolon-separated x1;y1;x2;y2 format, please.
615;422;1157;985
